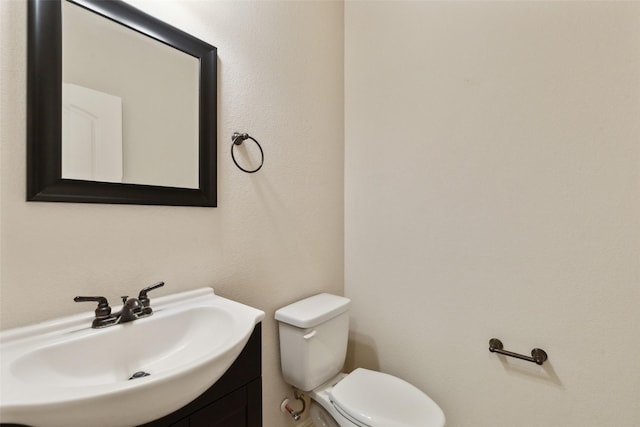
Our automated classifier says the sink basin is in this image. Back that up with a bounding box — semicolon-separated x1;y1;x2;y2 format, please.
0;287;265;427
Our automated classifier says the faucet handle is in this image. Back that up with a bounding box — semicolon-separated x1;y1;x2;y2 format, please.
137;281;165;308
74;296;112;317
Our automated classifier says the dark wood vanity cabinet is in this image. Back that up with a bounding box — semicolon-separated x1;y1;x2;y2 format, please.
139;323;262;427
0;324;262;427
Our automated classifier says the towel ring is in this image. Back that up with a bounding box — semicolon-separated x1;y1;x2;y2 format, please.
231;132;264;173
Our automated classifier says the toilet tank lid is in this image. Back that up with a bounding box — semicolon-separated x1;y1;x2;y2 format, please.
275;293;350;328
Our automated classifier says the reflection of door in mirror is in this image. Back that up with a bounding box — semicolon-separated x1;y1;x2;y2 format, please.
62;83;123;183
62;0;200;189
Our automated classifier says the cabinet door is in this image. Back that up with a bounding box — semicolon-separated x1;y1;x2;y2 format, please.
189;387;247;427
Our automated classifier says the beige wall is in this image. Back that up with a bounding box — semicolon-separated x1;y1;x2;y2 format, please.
0;1;343;426
345;1;640;427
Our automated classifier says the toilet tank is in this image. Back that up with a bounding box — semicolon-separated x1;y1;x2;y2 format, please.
275;293;350;391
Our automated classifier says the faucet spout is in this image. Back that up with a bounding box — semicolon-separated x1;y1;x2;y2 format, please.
117;297;143;324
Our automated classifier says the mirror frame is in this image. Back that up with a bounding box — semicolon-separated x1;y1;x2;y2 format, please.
27;0;217;207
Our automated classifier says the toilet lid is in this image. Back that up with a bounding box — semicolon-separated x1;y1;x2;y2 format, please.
329;368;445;427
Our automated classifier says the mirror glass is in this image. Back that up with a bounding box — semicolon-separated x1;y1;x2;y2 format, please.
27;0;217;206
62;1;199;188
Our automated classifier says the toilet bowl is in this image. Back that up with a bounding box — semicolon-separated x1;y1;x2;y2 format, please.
275;293;445;427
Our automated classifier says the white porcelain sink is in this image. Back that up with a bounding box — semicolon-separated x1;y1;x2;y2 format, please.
0;287;264;427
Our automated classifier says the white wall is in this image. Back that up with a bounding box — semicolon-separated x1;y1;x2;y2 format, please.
0;1;343;426
345;2;640;427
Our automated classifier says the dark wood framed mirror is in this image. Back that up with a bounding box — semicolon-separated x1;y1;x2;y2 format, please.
27;0;217;207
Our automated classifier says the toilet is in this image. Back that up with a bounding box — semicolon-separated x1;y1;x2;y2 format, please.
275;293;445;427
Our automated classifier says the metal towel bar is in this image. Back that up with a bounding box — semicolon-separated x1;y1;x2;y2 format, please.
489;338;548;365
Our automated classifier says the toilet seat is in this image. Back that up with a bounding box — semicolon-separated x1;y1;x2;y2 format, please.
329;368;445;427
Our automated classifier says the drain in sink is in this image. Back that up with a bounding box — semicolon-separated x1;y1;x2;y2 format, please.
129;371;150;380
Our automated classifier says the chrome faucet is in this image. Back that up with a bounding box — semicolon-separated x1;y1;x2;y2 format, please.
74;282;165;328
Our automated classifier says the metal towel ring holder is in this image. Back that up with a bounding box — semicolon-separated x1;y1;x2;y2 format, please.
231;132;264;173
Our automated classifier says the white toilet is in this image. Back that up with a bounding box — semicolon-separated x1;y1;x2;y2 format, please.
275;293;445;427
